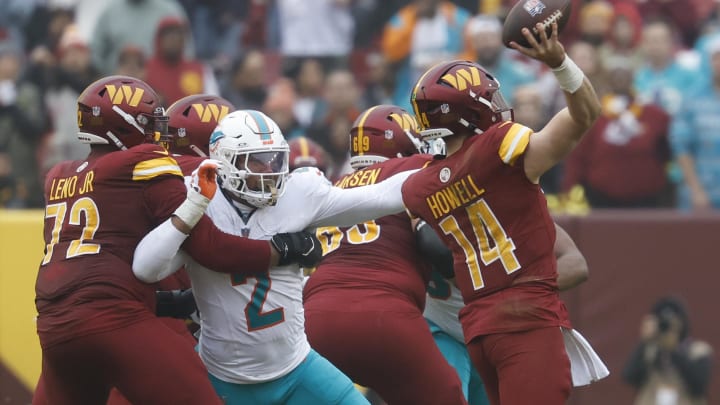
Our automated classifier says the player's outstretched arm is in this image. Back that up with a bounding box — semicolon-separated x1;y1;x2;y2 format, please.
309;169;419;228
554;223;588;291
509;22;601;183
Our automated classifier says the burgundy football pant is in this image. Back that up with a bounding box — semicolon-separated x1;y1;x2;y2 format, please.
32;316;220;405
467;326;571;405
305;298;467;405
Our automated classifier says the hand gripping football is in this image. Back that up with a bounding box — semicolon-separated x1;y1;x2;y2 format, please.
502;0;572;48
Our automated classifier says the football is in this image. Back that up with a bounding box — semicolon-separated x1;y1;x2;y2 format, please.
501;0;572;48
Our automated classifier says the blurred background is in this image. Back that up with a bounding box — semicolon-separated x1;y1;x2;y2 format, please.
0;0;719;404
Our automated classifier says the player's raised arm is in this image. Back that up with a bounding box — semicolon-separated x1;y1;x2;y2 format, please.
509;22;601;182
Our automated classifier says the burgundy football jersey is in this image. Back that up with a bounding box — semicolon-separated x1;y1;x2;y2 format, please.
304;154;432;310
35;144;271;347
402;122;570;339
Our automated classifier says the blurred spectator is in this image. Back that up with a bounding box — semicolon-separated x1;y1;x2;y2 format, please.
381;0;470;110
264;78;303;140
179;0;247;66
286;58;326;129
90;0;189;74
360;51;394;109
632;0;715;47
221;48;267;111
562;60;672;208
144;16;219;105
114;45;146;80
275;0;355;70
36;25;96;172
578;0;614;47
463;15;535;104
598;2;644;71
513;84;560;194
634;19;697;116
670;38;720;211
623;296;713;405
309;69;361;182
21;1;74;54
0;36;47;207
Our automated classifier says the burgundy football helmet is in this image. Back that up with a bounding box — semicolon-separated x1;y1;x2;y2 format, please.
410;60;513;139
348;104;426;169
288;136;329;173
167;94;235;157
77;75;167;150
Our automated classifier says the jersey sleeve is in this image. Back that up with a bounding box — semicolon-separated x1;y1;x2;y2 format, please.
496;122;534;166
308;168;418;228
182;215;271;274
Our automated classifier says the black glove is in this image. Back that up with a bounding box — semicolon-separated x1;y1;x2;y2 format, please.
271;231;323;267
155;289;197;319
415;220;455;279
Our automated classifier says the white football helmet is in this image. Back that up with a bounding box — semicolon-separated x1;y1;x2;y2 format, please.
209;110;289;207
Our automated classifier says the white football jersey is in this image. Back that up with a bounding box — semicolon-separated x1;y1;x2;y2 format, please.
183;167;414;384
424;278;465;343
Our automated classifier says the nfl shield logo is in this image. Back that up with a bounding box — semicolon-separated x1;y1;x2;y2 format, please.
384;129;394;139
523;0;546;17
440;104;450;114
178;127;187;138
92;106;101;117
241;228;250;237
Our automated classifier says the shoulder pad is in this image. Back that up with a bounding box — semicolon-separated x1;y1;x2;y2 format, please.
497;122;534;166
127;145;183;181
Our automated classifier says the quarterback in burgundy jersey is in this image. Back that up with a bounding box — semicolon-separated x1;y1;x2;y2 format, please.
402;24;602;405
304;105;467;405
34;77;308;405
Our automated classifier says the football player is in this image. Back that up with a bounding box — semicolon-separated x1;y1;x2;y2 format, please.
132;110;422;404
34;77;319;405
303;104;467;405
401;23;603;405
289;136;330;174
422;223;590;405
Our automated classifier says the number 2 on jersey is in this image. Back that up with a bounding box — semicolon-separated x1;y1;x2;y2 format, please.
231;274;284;331
439;198;520;290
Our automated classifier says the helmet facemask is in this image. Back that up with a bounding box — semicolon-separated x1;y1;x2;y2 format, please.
216;145;289;208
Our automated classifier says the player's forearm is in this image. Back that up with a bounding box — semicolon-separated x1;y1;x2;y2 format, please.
311;169;418;228
555;57;601;134
133;219;187;283
556;251;589;291
183;216;275;273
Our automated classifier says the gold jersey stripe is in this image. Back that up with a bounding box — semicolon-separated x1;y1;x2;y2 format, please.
132;156;183;180
498;123;533;165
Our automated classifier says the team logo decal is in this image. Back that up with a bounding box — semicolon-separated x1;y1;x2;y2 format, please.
104;84;144;107
441;67;482;91
439;167;451;183
524;0;546;17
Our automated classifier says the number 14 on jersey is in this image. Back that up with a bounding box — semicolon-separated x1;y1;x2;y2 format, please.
439;198;521;290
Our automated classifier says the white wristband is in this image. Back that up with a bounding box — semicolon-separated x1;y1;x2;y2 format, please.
173;189;211;229
552;55;585;94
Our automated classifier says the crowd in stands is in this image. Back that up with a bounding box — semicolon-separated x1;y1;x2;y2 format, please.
1;0;720;212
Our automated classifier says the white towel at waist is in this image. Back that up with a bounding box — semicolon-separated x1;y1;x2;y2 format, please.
562;327;610;387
